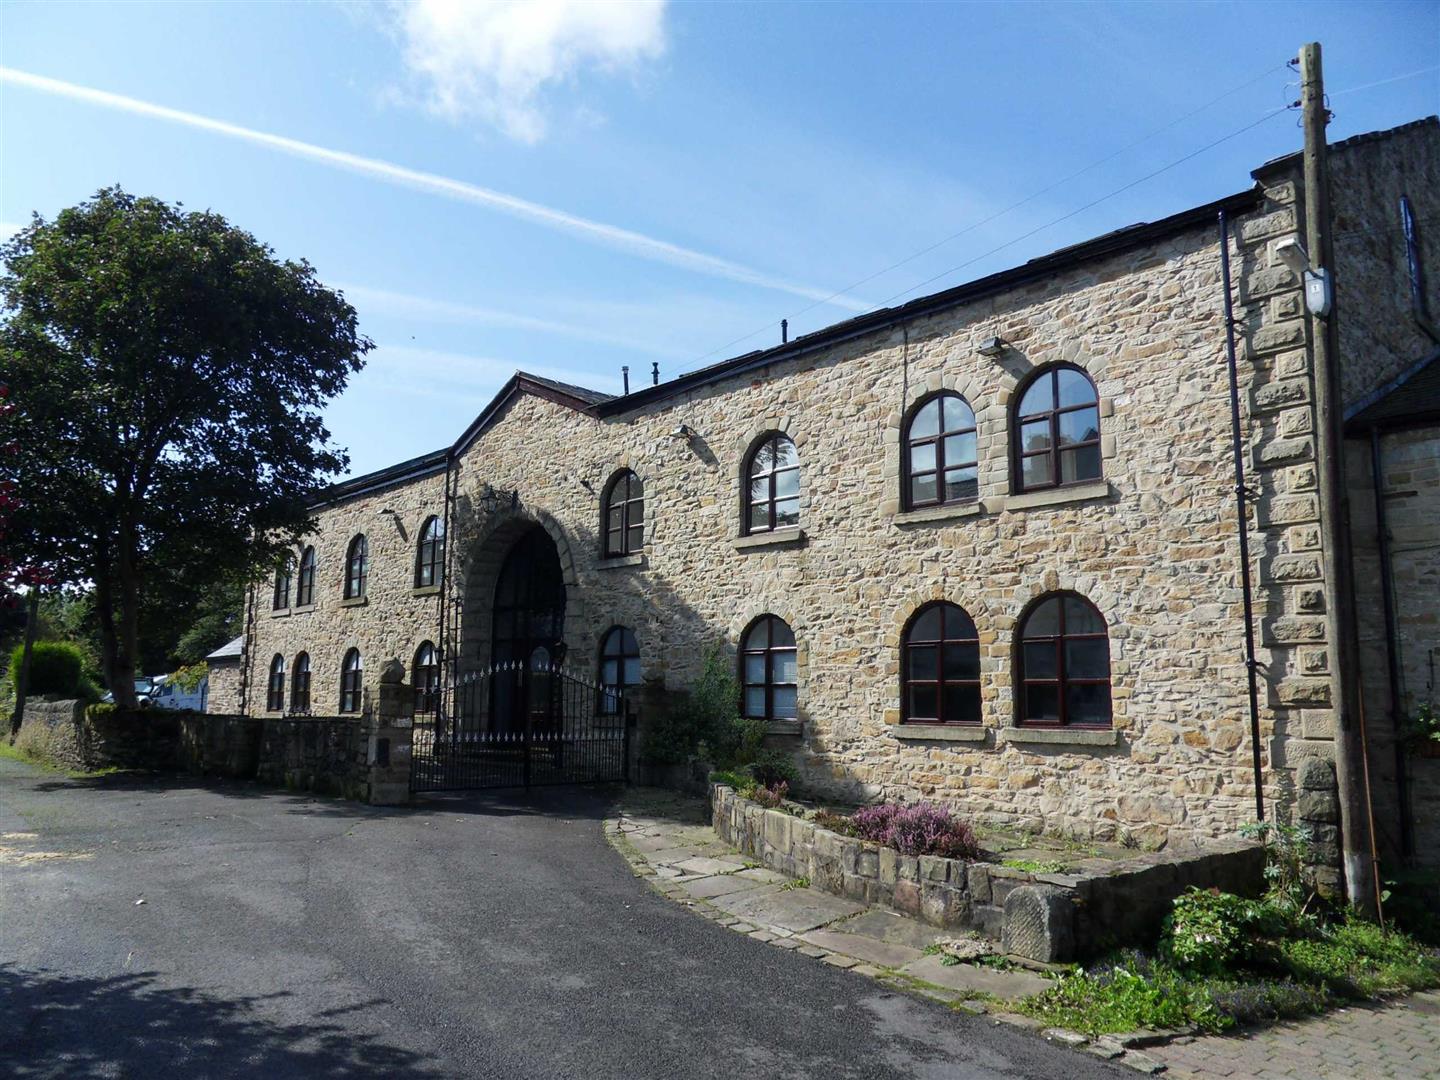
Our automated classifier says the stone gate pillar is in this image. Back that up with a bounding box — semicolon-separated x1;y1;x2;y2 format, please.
366;658;414;805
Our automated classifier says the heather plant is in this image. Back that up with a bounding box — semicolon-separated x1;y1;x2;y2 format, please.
750;781;789;809
848;802;980;859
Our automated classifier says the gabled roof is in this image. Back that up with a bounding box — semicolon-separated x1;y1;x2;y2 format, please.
207;635;244;661
1346;347;1440;432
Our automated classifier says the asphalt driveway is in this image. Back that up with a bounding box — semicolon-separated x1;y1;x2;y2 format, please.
0;756;1123;1079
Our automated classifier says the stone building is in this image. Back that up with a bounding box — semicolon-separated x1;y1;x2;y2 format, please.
224;118;1440;876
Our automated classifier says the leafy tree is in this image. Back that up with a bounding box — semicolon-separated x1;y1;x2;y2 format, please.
1;188;370;707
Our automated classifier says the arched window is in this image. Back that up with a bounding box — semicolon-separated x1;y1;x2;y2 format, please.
340;648;363;713
602;471;645;557
413;641;439;714
272;555;293;610
740;615;798;721
291;652;311;713
266;654;286;712
904;393;978;510
1017;593;1111;727
598;626;641;713
744;433;800;534
902;602;981;724
1013;365;1102;492
344;535;368;599
295;546;316;607
415;516;445;589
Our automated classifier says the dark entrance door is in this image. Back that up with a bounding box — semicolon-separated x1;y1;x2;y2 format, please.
490;526;566;734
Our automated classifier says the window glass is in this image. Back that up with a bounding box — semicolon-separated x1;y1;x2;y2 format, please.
1057;367;1098;407
1018;593;1110;726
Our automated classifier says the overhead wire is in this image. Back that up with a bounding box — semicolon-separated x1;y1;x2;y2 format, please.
676;61;1291;374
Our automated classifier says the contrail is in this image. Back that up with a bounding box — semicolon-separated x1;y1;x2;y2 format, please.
0;67;871;313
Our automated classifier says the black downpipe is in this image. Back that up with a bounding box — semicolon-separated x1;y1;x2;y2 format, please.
1370;425;1415;859
1219;211;1266;822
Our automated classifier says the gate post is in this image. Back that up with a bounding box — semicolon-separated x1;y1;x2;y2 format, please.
366;659;414;805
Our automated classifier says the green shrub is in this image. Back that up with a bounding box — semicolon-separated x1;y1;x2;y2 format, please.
747;748;799;788
1162;888;1288;974
1276;915;1440;996
8;640;86;698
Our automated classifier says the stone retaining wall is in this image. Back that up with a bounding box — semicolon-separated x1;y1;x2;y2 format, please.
711;784;1265;962
16;698;180;772
255;715;366;797
177;713;264;778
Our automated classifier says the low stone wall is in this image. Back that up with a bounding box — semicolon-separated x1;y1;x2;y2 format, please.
711;784;1265;962
255;716;366;798
16;698;180;772
177;713;263;778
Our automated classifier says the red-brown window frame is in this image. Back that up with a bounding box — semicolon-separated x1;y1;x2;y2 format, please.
295;547;316;607
1011;364;1102;494
290;652;311;713
266;654;285;712
415;516;444;588
902;393;979;511
344;535;368;599
1017;592;1112;728
602;471;645;557
340;648;363;713
901;601;982;725
739;615;798;721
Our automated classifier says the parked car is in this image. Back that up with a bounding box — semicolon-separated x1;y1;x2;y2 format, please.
100;677;157;706
149;674;208;712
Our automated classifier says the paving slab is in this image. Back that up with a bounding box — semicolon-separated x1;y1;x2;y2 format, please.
831;907;948;951
898;954;1052;1000
673;855;749;876
679;873;771;899
708;884;866;934
798;929;925;970
736;867;788;885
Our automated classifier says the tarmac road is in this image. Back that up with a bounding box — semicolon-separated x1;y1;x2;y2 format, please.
0;756;1124;1079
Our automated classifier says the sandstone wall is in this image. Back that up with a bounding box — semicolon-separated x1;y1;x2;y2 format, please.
205;658;243;715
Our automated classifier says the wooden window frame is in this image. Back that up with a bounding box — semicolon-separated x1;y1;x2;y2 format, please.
743;433;801;536
290;652;311;713
902;393;979;511
901;601;982;725
272;556;293;610
413;641;439;714
1017;592;1112;728
602;471;645;557
344;535;368;600
340;648;363;713
1011;364;1102;494
266;654;286;712
415;516;444;589
295;547;316;607
739;615;798;722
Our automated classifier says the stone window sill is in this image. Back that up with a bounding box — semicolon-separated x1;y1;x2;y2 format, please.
411;584;442;597
892;502;982;526
1000;726;1119;747
1004;480;1112;512
596;553;646;570
733;527;806;551
291;604;316;615
339;596;368;609
765;719;803;737
269;608;290;618
891;723;988;743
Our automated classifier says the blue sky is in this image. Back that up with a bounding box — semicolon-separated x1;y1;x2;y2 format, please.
2;1;1437;478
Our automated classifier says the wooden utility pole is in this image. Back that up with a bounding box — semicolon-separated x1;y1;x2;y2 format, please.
1299;41;1375;915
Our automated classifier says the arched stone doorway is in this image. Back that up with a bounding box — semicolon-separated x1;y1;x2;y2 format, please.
489;525;566;734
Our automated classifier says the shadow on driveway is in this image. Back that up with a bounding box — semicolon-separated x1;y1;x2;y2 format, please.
0;963;442;1079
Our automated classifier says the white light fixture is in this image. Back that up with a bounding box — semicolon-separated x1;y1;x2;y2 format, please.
1275;237;1332;317
977;336;1007;358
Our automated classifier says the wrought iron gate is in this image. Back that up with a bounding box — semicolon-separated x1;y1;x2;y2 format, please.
411;661;632;792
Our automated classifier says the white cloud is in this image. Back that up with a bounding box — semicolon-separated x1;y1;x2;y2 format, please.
391;0;667;144
0;66;867;311
335;282;685;358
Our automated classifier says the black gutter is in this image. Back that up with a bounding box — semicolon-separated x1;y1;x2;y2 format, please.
1219;210;1266;822
1368;424;1415;860
308;448;449;510
599;188;1262;417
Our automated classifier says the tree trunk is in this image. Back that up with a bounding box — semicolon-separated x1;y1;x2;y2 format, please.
94;566;138;710
8;588;40;738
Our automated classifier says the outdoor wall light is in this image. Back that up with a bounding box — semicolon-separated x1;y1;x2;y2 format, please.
977;336;1007;358
478;483;519;512
1275;237;1333;317
669;423;695;440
